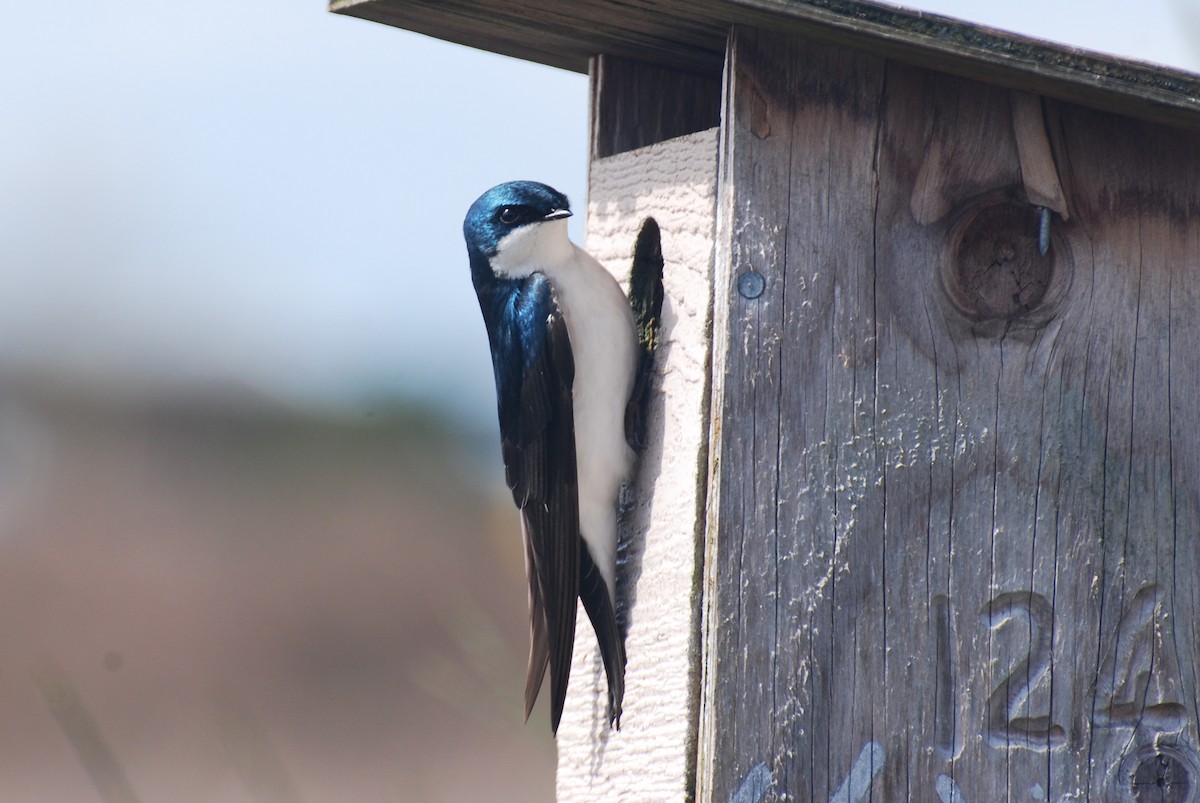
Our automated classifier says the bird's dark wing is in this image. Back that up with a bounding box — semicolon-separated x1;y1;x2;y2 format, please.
480;273;579;733
579;542;626;727
624;216;664;450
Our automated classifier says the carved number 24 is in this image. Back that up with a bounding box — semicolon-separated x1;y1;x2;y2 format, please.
976;585;1182;750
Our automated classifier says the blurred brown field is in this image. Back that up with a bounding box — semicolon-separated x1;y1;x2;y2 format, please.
0;379;554;801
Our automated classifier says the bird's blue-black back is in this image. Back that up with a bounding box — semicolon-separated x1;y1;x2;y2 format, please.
462;180;626;732
464;182;582;730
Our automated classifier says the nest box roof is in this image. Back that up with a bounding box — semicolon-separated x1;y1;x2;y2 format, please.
331;0;1200;129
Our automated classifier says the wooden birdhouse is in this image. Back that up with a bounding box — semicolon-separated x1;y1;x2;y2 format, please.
332;1;1200;800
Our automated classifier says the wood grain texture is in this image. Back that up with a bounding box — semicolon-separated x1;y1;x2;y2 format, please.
590;55;722;159
1010;91;1069;218
556;127;718;802
331;0;1200;131
700;25;1200;802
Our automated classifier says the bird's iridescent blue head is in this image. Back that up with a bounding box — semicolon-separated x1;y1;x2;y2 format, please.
463;181;573;271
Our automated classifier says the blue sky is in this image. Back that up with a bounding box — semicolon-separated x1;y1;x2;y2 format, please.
1;1;588;421
2;0;1197;424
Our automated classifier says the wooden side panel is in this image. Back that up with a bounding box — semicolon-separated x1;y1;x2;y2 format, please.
556;127;718;801
590;55;722;159
701;26;1200;802
701;28;889;801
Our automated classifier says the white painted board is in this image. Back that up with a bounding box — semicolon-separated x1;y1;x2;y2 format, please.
555;127;719;802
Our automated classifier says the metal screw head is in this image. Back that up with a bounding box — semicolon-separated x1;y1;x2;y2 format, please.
1037;206;1052;256
738;271;765;299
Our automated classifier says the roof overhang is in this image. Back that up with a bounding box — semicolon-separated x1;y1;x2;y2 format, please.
331;0;1200;130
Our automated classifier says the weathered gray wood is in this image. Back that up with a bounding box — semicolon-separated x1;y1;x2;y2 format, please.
700;25;1200;802
330;0;725;75
590;55;722;159
701;28;889;802
331;0;1200;131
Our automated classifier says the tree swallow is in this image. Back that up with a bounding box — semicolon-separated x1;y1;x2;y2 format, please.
463;181;635;733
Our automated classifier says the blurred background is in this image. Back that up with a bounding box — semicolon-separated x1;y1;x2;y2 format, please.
1;1;1198;800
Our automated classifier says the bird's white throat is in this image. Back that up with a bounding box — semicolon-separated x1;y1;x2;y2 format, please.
490;219;575;278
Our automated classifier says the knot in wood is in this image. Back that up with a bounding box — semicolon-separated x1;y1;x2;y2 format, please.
1121;743;1200;803
1132;752;1192;802
946;201;1054;321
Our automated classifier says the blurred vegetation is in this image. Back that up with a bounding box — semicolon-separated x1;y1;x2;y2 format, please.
0;381;555;802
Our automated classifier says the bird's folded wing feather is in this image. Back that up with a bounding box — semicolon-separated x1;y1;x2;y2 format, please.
578;539;626;727
489;273;579;733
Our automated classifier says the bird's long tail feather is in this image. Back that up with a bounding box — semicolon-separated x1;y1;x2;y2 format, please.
523;532;550;723
579;544;626;727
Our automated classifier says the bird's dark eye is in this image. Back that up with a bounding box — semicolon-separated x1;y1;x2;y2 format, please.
498;207;520;225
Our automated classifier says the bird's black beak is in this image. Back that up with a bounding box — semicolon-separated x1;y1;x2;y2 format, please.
543;208;572;221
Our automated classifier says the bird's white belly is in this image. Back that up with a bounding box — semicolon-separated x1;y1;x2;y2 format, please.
544;248;637;595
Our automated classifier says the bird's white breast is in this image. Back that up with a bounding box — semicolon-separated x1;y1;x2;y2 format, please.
495;219;637;595
547;245;637;596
